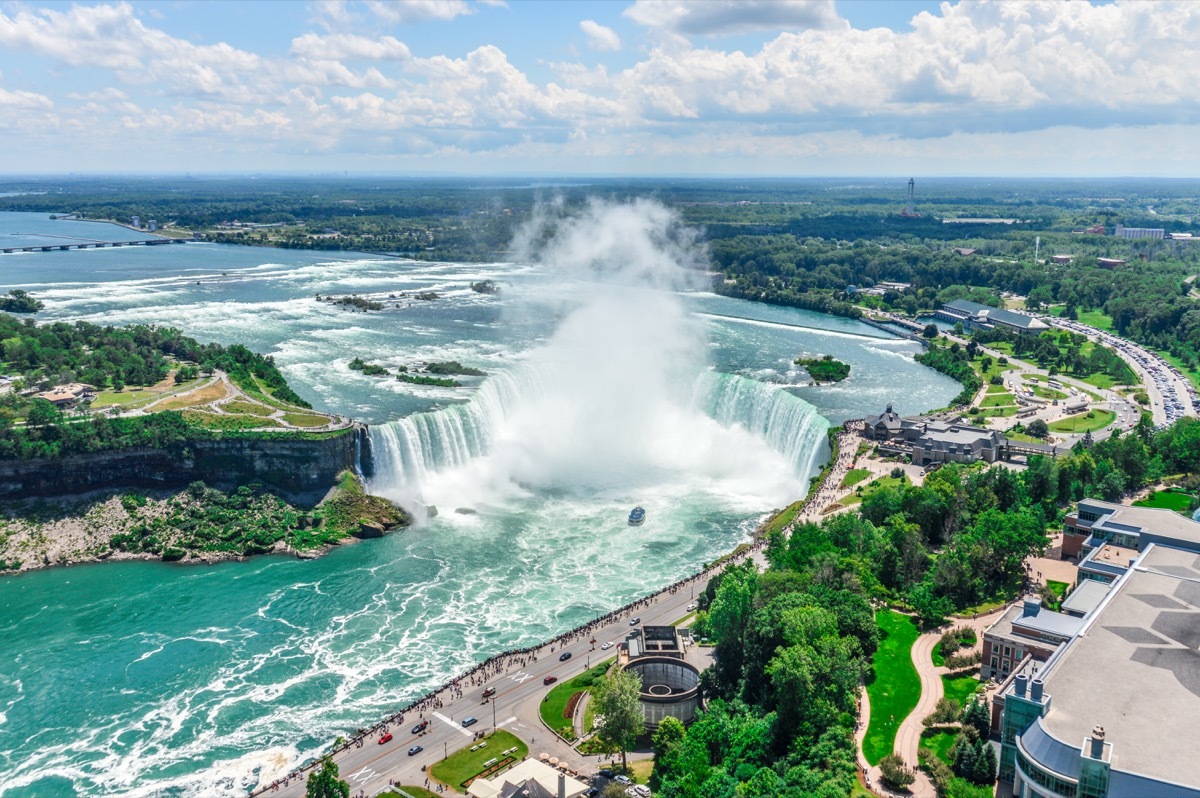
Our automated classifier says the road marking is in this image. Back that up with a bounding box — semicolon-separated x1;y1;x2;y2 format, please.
508;671;533;683
434;711;473;736
497;716;518;728
350;767;379;783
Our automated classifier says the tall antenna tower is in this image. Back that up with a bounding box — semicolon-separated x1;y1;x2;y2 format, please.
901;177;920;217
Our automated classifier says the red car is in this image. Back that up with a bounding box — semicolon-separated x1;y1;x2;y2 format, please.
543;675;558;685
482;687;496;699
378;733;393;745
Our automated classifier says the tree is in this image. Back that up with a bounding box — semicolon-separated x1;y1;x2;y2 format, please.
963;699;990;738
593;667;645;771
879;753;915;790
25;398;61;428
1026;419;1049;439
923;323;939;339
305;757;349;798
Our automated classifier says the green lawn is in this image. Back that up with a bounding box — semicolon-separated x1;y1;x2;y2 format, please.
538;658;613;737
985;384;1009;394
976;405;1018;418
380;788;440;798
1005;429;1045;444
920;729;960;766
1031;385;1068;400
979;392;1015;408
430;730;528;790
1049;409;1117;433
863;610;921;765
1075;309;1115;332
841;475;905;507
841;468;872;489
1077;372;1120;390
1134;490;1196;513
942;674;982;706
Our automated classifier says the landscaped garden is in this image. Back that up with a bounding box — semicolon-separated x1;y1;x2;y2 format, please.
1049;409;1116;434
863;610;921;765
1134;489;1197;513
841;468;872;489
538;658;613;740
429;730;528;791
380;787;440;798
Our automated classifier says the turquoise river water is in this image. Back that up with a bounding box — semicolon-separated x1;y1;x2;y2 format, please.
0;211;957;797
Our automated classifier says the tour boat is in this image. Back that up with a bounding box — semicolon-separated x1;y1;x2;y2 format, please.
628;506;646;526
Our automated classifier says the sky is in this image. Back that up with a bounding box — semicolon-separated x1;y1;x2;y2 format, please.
1;0;1199;176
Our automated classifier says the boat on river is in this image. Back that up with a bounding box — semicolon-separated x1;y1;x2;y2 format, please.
628;506;646;526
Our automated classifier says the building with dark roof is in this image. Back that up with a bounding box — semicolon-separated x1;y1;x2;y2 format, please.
910;421;1006;466
935;299;1049;335
863;403;922;442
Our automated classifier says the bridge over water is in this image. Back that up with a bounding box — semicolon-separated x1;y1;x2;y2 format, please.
1;238;188;254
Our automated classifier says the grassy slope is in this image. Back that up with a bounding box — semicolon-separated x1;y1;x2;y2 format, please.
863;610;921;765
430;730;528;789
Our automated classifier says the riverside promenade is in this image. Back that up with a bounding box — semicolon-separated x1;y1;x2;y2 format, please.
263;541;766;797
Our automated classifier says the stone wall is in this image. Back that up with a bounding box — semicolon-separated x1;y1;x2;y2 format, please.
0;425;367;500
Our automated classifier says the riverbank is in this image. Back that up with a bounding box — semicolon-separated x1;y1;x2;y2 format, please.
0;471;408;575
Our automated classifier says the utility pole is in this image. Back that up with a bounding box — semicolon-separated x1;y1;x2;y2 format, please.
492;697;497;730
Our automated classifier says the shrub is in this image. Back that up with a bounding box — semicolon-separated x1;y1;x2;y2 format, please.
923;696;963;728
880;754;915;790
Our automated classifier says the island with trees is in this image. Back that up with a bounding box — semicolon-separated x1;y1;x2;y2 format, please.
796;354;850;383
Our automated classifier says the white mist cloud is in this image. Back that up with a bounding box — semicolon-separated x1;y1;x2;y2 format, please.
624;0;842;36
580;19;621;52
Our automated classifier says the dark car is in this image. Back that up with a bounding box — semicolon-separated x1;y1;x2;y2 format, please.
599;769;614;778
482;687;496;699
629;617;641;626
462;716;478;727
408;745;424;756
411;721;428;734
559;651;572;661
543;675;558;685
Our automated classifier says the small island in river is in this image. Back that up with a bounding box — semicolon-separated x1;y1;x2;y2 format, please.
795;354;851;383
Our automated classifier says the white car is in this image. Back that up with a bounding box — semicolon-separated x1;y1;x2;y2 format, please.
601;641;613;650
686;602;698;611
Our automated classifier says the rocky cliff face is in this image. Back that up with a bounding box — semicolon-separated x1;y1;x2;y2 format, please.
0;426;369;500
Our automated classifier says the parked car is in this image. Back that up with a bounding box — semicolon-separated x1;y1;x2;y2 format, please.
462;716;478;728
411;721;428;734
615;775;632;785
378;733;393;745
408;745;424;756
543;675;558;685
559;651;572;661
598;769;614;778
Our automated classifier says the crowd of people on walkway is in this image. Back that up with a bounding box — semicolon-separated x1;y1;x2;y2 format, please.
793;421;865;526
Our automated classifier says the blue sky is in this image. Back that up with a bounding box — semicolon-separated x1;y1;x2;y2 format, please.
0;0;1196;176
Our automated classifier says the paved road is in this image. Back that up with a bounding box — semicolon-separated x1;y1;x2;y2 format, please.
1040;315;1198;427
266;559;732;797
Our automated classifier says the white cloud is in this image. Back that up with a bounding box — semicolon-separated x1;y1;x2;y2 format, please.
363;0;472;24
623;0;842;36
0;87;53;110
580;19;621;52
290;32;411;61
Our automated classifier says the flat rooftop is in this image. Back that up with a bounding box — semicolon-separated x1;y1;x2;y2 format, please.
1040;544;1200;788
1092;544;1139;568
1082;500;1200;548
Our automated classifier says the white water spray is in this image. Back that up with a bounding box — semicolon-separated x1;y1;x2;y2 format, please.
368;199;829;514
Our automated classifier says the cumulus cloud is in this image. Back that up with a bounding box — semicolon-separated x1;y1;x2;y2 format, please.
580;19;621;51
0;87;53;110
623;0;842;36
290;32;411;61
363;0;472;24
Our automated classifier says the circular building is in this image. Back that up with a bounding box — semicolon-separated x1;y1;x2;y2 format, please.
625;656;701;729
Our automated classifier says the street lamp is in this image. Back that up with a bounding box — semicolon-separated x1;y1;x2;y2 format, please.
492;697;497;730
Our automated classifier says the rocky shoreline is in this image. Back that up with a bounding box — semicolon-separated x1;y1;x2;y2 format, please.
0;475;407;575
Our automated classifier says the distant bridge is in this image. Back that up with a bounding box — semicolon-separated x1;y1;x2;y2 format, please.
1;239;187;254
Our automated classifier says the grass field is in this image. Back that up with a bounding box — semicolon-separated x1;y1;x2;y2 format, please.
985;384;1009;394
155;379;229;410
863;610;921;765
282;412;332;427
538;659;613;737
942;674;982;706
1049;409;1116;433
430;730;528;790
1031;385;1068;400
841;475;905;507
381;788;440;798
181;410;281;430
920;728;959;766
979;392;1015;408
1134;490;1196;513
841;468;872;489
221;399;274;416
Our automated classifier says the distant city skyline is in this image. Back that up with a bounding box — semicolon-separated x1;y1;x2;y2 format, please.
2;0;1199;176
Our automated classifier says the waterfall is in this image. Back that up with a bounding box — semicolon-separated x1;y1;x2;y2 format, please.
367;365;830;499
692;370;831;479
